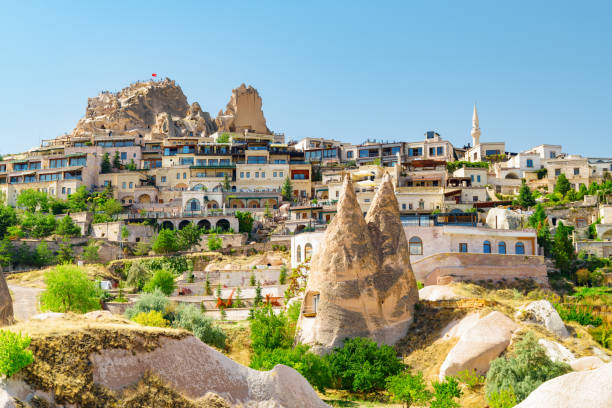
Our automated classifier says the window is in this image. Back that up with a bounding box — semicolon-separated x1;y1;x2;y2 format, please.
402;203;406;210
246;172;250;178
261;172;265;178
471;175;474;182
391;146;401;155
293;173;306;180
459;243;468;253
161;176;166;182
477;175;481;182
176;173;180;179
418;199;424;209
429;147;435;156
103;181;110;187
555;169;561;176
515;242;525;255
273;171;277;177
180;158;194;165
550;151;556;159
247;156;266;164
240;172;244;178
409;237;423;255
120;152;127;160
67;188;71;195
279;171;284;178
485;149;501;156
409;147;423;157
129;182;133;189
62;187;66;194
498;242;507;254
526;159;533;168
208;159;218;166
483;240;491;253
122;182;126;189
574;168;580;175
347;151;353;159
473;196;479;202
69;157;86;167
183;172;187;179
437;146;444;156
255;172;259;178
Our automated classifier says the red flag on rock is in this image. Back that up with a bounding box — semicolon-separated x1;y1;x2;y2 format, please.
152;73;157;77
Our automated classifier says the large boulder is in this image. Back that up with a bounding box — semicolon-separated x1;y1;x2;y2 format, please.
91;336;328;408
516;300;569;338
439;311;518;378
296;174;418;354
485;207;524;230
0;272;14;326
570;356;605;371
538;339;575;363
419;285;460;301
514;362;612;408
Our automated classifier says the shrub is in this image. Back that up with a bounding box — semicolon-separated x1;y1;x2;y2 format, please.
250;345;331;393
456;369;485;389
485;332;570;402
554;303;602;326
236;211;254;233
589;325;611;349
279;265;288;285
55;215;81;237
325;337;404;393
207;233;222;251
173;304;226;349
81;239;100;262
40;265;101;313
488;387;518;408
125;289;169;319
250;305;292;354
132;310;170;327
430;377;462;408
133;241;151;256
386;370;432;407
0;331;34;377
143;269;176;296
126;261;150;290
34;241;55;267
176;223;202;251
152;229;179;254
56;239;75;264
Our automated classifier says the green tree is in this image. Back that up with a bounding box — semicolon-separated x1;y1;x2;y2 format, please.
34;241;55;267
236;211;254;233
81;239;100;262
485;332;570;403
177;223;202;251
204;274;212;295
0;204;18;239
152;229;179;254
554;173;571;196
217;132;230;143
386;371;432;408
250;305;293;353
121;225;129;241
0;331;34;377
250;273;256;286
517;181;536;208
0;238;13;267
67;185;90;212
40;265;101;313
17;189;49;212
254;281;263;306
55;214;81;237
21;212;57;238
112;151;121;169
126;159;137;171
100;152;112;173
281;176;293;201
233;287;244;308
553;221;575;273
325;337;404;393
279;265;288;285
207;233;222;251
143;269;176;296
100;198;123;220
430;377;462;408
126;261;150;291
223;173;231;191
577;183;588;200
264;202;272;218
6;225;24;240
56;239;75;264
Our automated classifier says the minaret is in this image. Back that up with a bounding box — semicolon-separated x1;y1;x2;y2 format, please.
471;104;481;147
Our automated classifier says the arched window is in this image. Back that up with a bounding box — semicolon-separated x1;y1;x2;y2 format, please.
304;243;313;260
498;241;507;254
409;236;423;255
186;198;200;212
296;245;302;263
483;240;491;254
515;242;525;255
418;199;425;209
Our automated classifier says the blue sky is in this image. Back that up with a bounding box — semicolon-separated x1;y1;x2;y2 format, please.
0;1;610;156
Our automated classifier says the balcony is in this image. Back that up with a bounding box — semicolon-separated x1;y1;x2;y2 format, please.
190;164;236;169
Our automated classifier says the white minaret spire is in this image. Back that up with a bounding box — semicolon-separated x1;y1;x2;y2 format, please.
471;103;481;146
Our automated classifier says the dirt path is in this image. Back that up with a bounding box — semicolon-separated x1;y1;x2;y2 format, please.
9;284;43;321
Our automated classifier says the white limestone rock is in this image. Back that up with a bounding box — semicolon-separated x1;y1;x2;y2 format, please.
538;339;575;363
514;362;612;408
418;285;460;301
516;300;569;338
570;356;605;371
439;311;518;378
485;207;524;230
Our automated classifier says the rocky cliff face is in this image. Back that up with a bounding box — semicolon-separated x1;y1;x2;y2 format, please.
215;84;270;135
0;271;14;326
296;174;418;354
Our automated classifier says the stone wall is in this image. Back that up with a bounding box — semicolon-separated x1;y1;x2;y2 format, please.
91;222;155;243
194;233;247;251
575;240;612;258
412;252;547;285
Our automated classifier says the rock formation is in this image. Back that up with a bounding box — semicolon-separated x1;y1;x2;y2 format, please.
296;173;418;354
569;356;605;371
0;271;14;326
516;300;569;338
514;362;612;408
538;338;575;363
485;207;525;230
418;285;461;301
439;311;518;378
215;84;270;135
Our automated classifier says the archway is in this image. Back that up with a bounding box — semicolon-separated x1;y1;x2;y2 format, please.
197;219;211;230
296;245;302;263
515;242;525;255
409;236;423;255
247;200;259;208
304;243;313;260
216;219;230;231
229;199;245;208
161;221;174;230
138;194;151;204
505;173;519;180
178;220;192;230
186;198;201;212
121;195;134;205
207;200;219;209
263;199;277;209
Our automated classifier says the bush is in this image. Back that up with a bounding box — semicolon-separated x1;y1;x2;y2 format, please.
55;215;81;237
132;310;170;327
40;265;101;313
173;304;226;349
34;241;54;267
133;241;152;256
0;331;34;377
456;369;485;389
589;325;611;349
152;229;179;254
81;239;100;262
279;265;288;285
207;233;222;251
488;387;518;408
430;377;462;408
485;332;570;402
386;370;432;407
250;345;331;393
325;337;404;393
236;211;254;233
56;239;75;264
250;306;292;354
143;269;176;296
554;303;602;326
176;223;202;251
126;261;151;291
125;289;169;319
